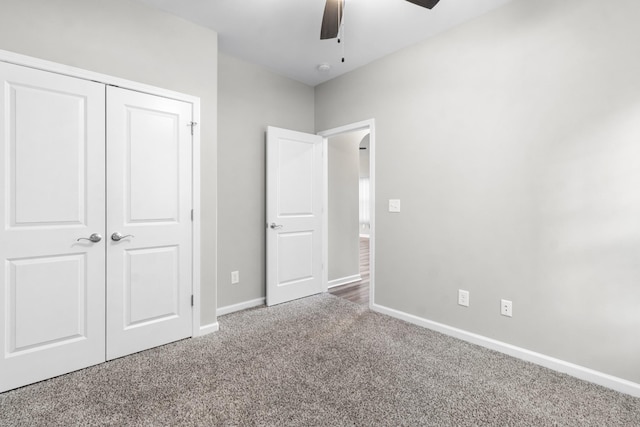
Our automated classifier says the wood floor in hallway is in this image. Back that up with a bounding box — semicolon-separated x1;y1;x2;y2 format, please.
328;237;369;305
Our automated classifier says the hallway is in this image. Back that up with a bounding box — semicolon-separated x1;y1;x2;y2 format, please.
328;237;369;305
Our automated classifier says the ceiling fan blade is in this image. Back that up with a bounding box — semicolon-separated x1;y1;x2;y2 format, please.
405;0;441;9
320;0;344;40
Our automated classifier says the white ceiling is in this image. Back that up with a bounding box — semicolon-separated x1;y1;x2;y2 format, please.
138;0;514;86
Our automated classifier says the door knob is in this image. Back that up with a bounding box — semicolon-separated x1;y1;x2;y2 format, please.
111;232;135;241
77;233;102;243
270;223;283;230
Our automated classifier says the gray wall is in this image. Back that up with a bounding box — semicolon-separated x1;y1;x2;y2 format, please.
315;0;640;383
217;53;315;308
0;0;219;326
328;131;365;283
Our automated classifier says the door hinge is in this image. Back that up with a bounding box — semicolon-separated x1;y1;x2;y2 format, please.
191;295;194;307
188;121;198;136
191;209;194;221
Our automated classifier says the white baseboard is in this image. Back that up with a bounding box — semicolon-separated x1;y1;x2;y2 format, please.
196;322;219;337
328;274;362;289
217;298;265;316
371;303;640;398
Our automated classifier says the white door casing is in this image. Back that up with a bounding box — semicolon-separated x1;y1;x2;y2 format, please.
0;62;106;392
106;87;193;360
266;126;323;306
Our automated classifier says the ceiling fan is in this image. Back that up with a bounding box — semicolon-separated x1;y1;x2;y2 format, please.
320;0;442;40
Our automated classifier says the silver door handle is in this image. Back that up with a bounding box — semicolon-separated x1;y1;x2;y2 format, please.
77;233;102;243
111;232;135;241
270;223;283;230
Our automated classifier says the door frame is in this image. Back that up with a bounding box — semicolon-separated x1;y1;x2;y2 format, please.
318;119;376;309
0;49;204;336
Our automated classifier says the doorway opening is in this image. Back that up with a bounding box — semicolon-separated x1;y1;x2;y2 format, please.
319;120;375;308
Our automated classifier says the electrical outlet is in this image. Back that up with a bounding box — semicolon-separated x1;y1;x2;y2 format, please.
501;299;512;317
458;290;469;307
231;271;240;284
388;199;401;213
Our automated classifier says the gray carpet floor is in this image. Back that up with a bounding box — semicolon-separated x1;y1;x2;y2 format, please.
1;293;639;426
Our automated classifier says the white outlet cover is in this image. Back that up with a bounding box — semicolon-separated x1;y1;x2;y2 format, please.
389;199;401;213
501;299;512;317
458;290;469;307
231;271;240;284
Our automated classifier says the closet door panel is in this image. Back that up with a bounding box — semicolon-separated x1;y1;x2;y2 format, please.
127;106;179;222
0;62;106;392
106;87;192;360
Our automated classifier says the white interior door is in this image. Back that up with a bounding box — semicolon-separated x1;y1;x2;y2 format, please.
266;126;323;306
106;87;193;360
0;62;106;392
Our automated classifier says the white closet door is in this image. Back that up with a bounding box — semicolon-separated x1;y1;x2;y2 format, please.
106;87;193;360
0;62;106;392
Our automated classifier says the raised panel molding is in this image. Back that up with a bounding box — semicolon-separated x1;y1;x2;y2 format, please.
7;254;87;354
9;84;86;227
278;138;315;216
127;107;180;224
277;231;314;286
124;245;180;328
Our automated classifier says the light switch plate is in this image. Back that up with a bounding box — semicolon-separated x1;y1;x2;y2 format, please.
389;199;401;213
